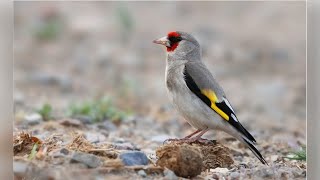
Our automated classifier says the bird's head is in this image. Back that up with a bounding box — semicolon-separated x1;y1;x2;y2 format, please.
153;31;201;61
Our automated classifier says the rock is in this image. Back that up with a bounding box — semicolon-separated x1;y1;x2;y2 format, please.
59;119;83;128
97;121;117;131
119;151;149;166
74;115;94;124
113;142;139;151
254;167;274;178
230;171;240;179
60;148;69;155
137;170;147;178
49;148;70;158
84;132;106;143
30;72;72;91
13;161;29;176
70;152;101;168
163;169;179;180
24;113;42;126
210;168;229;174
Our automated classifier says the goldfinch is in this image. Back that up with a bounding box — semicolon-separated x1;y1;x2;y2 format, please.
153;31;267;165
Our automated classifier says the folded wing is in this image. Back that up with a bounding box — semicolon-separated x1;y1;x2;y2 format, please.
184;62;256;144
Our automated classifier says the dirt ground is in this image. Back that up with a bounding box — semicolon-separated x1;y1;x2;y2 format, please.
14;2;306;179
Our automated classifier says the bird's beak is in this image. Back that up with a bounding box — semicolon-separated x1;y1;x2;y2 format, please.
153;36;170;47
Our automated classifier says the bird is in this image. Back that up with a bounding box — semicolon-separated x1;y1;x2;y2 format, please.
153;31;268;165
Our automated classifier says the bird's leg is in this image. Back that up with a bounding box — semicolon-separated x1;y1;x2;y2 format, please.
164;128;213;144
183;129;202;139
185;128;214;144
163;129;201;144
194;128;209;140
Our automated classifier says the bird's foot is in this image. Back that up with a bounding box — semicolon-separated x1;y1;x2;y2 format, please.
163;138;188;144
163;137;215;145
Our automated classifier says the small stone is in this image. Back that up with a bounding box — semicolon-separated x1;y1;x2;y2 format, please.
49;148;70;158
74;115;94;124
113;142;139;151
84;132;106;143
13;161;29;176
60;148;69;155
30;73;72;91
254;167;274;178
210;168;229;174
119;151;149;166
270;155;279;162
59;119;83;128
70;152;101;168
97;121;117;131
163;169;179;180
24;113;42;126
230;172;240;180
137;170;147;177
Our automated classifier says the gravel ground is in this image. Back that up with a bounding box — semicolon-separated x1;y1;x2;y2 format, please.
14;2;306;179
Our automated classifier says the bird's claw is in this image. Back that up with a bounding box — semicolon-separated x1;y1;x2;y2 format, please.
163;137;215;145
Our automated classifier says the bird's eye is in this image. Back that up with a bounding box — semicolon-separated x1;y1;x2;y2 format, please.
168;36;182;44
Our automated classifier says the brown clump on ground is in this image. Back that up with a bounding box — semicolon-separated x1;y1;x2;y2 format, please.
14;131;41;156
156;140;234;178
66;134;119;158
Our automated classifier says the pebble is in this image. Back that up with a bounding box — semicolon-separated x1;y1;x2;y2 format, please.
163;169;179;180
229;172;240;180
74;115;94;124
13;161;29;176
97;121;117;131
70;152;101;168
30;72;72;91
210;168;229;174
85;132;106;143
113;142;139;151
60;148;69;155
59;119;83;128
119;151;149;166
254;167;275;178
137;170;147;178
24;113;43;126
49;148;70;158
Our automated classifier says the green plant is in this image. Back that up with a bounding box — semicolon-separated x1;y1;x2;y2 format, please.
67;97;129;123
28;142;38;160
286;146;306;161
34;19;63;41
37;103;53;121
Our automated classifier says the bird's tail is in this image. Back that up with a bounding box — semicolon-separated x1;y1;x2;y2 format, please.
242;137;268;165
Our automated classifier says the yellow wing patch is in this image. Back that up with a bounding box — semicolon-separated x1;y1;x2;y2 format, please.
201;89;230;121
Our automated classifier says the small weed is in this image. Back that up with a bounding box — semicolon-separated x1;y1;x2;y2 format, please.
37;103;53;121
67;96;129;123
286;146;306;161
28;142;38;160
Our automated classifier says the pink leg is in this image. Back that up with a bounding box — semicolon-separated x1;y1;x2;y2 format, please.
191;128;209;141
164;128;212;144
183;129;202;139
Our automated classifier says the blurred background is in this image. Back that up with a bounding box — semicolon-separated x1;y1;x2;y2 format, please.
13;1;306;179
